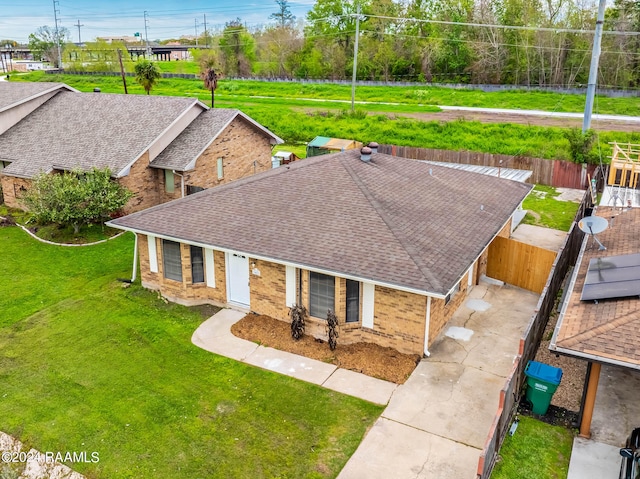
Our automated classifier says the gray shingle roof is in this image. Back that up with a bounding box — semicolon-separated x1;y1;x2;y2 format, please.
110;150;532;295
0;90;203;178
149;108;283;171
0;82;75;112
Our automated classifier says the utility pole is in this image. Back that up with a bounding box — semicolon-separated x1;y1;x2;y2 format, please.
582;0;606;133
75;19;84;44
195;19;199;46
350;4;361;113
203;14;208;48
117;49;128;94
52;0;62;68
144;11;152;58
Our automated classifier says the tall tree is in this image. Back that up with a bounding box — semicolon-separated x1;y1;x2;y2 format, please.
219;19;256;76
270;0;296;27
202;67;219;107
134;60;161;95
28;26;70;67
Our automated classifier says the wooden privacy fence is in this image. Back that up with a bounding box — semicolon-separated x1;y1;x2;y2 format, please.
486;237;557;294
379;144;598;189
476;166;604;479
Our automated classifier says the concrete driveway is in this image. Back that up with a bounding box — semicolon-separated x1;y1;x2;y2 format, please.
338;281;539;479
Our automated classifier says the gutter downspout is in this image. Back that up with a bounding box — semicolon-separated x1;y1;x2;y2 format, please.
172;170;184;198
131;233;138;282
423;296;432;357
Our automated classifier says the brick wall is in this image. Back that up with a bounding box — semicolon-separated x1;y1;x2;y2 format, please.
249;260;289;320
183;117;273;191
118;152;162;214
363;285;427;355
429;271;471;346
0;176;30;209
138;234;227;306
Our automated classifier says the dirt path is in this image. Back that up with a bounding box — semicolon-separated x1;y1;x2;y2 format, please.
402;110;640;132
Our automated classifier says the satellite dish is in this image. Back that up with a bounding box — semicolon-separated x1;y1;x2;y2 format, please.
578;215;608;250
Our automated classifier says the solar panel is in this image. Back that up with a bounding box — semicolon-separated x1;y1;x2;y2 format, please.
581;253;640;301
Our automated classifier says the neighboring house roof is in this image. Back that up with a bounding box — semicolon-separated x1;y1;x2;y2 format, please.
109;149;532;297
149;108;284;171
0;82;76;113
551;206;640;370
0;90;205;178
308;136;361;151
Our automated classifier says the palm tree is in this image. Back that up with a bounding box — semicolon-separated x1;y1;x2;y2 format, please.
202;67;219;108
134;60;161;95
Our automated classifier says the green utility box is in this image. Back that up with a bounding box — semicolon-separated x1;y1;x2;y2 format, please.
525;361;563;415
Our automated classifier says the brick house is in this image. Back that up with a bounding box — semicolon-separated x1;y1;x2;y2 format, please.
0;82;282;212
108;148;532;356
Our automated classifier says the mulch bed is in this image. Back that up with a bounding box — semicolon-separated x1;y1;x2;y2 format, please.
231;313;421;384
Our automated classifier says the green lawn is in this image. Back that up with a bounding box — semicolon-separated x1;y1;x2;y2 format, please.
491;416;574;479
522;185;582;232
0;226;383;478
9;72;640;161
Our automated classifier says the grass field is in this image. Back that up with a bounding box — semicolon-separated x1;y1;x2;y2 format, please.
522;185;582;232
10;71;640;161
0;227;382;479
491;416;574;479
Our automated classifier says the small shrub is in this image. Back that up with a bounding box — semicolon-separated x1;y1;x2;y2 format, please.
326;310;339;351
564;128;598;164
289;303;307;340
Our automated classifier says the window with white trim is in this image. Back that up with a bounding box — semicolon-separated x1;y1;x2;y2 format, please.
190;246;204;283
309;272;335;318
165;169;174;193
217;158;224;180
162;240;182;281
346;279;360;323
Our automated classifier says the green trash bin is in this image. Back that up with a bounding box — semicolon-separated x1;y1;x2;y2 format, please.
524;361;563;415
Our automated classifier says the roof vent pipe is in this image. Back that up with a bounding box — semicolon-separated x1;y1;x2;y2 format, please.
368;142;379;153
360;146;372;162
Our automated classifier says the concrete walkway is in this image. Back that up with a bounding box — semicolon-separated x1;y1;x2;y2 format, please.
338;282;539;479
192;282;538;478
192;309;398;405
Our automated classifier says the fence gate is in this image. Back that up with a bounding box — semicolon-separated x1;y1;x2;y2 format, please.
486;236;557;294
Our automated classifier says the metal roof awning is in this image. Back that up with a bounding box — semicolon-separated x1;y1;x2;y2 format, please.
421;161;533;183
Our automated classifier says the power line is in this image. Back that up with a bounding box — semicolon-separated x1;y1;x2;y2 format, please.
75;19;84;44
364;14;640;37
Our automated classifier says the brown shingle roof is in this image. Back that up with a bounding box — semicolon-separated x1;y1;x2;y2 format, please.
0;82;75;112
551;206;640;369
149;108;283;171
0;90;203;178
109;150;532;295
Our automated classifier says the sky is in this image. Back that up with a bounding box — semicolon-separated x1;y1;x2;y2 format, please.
1;0;316;44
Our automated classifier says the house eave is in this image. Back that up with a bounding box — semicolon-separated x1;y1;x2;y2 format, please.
549;343;640;372
106;222;447;299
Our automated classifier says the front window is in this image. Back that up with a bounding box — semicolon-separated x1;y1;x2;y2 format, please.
309;272;335;318
346;279;360;323
190;246;204;283
162;240;182;281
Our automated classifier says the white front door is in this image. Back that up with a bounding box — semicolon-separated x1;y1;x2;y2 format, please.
227;253;250;306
